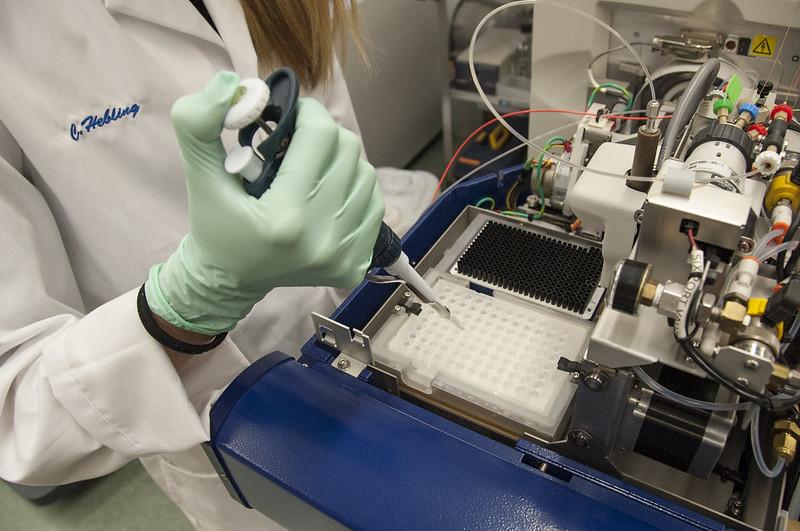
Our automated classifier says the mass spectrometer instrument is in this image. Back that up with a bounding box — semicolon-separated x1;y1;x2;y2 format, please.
205;2;800;530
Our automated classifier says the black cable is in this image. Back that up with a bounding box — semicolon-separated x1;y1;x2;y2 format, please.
676;252;790;411
779;215;800;279
677;338;774;410
677;315;800;411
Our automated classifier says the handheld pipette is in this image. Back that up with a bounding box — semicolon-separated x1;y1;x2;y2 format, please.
221;68;455;321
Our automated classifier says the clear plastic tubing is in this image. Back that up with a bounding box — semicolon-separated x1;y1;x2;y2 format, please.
468;0;764;183
632;366;750;411
752;228;786;257
757;241;799;263
750;405;786;478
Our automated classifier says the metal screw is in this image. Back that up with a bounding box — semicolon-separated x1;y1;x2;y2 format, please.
336;358;351;370
737;237;754;254
403;291;412;299
570;371;581;383
736;376;749;386
684;355;695;364
726;496;744;519
568;430;593;448
744;359;760;371
393;305;403;314
583;371;609;390
633;209;644;223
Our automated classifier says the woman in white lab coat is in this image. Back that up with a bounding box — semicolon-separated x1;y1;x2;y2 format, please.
0;1;429;529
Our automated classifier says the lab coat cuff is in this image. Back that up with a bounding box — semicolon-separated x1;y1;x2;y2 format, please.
40;289;240;457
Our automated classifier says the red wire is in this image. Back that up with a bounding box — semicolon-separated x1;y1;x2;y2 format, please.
687;228;697;249
432;109;672;201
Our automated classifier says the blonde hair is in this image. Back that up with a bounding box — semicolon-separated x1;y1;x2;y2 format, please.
240;0;364;89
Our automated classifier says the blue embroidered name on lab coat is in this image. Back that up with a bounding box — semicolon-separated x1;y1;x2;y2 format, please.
70;104;141;141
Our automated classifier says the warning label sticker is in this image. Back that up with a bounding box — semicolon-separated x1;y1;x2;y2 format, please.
749;34;776;57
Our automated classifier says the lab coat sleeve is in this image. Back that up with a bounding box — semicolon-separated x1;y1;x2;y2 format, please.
0;149;249;485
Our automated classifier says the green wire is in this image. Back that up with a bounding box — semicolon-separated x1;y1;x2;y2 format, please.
509;136;569;220
530;136;566;220
587;82;633;110
502;211;529;219
475;197;496;210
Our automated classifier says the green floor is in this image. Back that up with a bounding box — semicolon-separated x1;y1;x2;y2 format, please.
0;461;192;531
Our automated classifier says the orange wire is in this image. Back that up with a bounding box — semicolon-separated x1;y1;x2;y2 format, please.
432;109;672;201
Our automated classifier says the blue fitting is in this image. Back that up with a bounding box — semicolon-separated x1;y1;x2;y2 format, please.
738;102;759;119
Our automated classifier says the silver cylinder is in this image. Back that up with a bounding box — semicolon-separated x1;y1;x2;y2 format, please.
684;140;747;192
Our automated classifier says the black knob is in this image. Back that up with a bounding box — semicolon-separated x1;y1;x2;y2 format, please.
757;80;774;97
610;259;652;315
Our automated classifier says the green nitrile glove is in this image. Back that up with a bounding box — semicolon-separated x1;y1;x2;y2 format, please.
145;71;384;335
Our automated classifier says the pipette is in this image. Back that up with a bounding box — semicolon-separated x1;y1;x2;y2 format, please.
221;68;455;321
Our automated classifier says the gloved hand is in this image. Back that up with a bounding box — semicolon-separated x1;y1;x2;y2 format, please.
145;71;384;335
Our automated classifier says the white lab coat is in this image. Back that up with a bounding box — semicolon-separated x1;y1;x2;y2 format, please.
0;1;435;529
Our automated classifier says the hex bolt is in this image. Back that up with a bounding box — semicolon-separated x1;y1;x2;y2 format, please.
737;238;754;254
727;496;744;519
568;430;593;448
336;358;351;370
736;376;749;386
583;371;609;390
744;359;760;371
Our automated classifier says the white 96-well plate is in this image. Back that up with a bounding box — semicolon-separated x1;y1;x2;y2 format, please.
370;275;591;438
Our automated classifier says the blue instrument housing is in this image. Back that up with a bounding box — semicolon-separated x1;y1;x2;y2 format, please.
208;166;727;530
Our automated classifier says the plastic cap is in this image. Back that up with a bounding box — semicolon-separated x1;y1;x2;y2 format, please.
738;103;759;118
747;123;768;137
755;150;782;176
223;78;270;130
713;97;733;114
770;103;794;122
224;145;264;183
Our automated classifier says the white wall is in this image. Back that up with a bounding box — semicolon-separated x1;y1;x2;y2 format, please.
341;0;444;168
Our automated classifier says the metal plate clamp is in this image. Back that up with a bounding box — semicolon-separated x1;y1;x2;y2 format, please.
311;312;373;377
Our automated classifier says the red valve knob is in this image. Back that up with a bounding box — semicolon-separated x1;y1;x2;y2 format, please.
770;103;794;121
747;123;768;137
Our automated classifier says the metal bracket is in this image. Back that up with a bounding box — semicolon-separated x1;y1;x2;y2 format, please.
311;312;374;366
331;354;368;378
712;345;774;392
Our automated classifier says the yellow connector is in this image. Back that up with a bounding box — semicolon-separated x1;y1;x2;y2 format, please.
747;298;784;338
747;298;768;316
488;125;510;151
765;170;800;212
